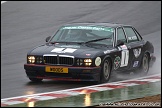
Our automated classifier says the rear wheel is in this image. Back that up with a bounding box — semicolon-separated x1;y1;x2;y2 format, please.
29;77;43;82
139;53;149;76
100;59;111;83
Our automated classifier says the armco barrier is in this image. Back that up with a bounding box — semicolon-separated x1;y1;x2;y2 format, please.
1;74;161;107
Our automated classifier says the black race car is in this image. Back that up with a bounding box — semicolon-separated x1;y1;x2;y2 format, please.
24;23;156;83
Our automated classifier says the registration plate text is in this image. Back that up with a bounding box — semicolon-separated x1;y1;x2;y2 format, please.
46;66;68;73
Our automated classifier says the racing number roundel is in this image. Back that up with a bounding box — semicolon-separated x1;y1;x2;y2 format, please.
114;56;121;70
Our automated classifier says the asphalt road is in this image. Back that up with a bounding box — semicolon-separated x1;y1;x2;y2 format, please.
1;1;161;99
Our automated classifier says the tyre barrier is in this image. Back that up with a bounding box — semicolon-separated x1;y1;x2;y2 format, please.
1;74;161;107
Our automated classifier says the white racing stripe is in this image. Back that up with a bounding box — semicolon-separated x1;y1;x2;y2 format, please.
1;1;7;4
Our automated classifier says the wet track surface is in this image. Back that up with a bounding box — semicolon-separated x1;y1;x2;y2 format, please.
1;1;161;99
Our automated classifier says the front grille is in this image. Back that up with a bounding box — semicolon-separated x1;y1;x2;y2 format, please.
59;57;73;65
43;54;74;65
44;56;57;64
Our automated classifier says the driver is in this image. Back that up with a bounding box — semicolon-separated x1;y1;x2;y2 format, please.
65;29;86;41
68;29;81;38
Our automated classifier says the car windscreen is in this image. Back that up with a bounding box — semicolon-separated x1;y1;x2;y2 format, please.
50;26;114;46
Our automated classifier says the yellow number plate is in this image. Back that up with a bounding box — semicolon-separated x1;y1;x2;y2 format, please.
45;66;68;73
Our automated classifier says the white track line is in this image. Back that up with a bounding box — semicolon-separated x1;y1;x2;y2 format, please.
1;73;161;101
1;1;7;4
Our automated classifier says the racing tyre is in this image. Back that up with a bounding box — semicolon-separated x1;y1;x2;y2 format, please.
100;59;111;83
139;53;149;76
29;77;43;82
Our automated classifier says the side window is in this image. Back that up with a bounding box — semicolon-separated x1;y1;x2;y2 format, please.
133;28;142;40
117;28;127;43
124;27;138;43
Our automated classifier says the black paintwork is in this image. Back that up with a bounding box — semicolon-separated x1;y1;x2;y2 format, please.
24;23;156;82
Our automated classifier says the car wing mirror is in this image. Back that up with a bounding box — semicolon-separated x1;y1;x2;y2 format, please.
46;36;51;42
117;40;124;46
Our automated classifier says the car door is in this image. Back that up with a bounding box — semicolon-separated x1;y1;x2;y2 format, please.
123;26;144;69
114;27;130;71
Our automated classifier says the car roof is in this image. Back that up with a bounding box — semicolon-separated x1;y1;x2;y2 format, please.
63;22;131;28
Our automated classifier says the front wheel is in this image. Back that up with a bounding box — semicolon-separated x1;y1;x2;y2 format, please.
139;53;149;76
100;59;111;83
29;77;43;82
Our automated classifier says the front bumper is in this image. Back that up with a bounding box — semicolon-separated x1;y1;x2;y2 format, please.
24;64;101;81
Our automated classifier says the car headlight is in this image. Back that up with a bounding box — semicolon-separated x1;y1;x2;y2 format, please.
84;59;92;66
36;57;43;63
28;56;35;64
77;59;83;66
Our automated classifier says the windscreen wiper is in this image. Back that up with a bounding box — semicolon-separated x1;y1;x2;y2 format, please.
49;41;84;45
84;37;111;44
50;41;66;44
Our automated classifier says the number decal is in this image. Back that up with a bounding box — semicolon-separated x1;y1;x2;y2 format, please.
120;50;129;67
119;45;129;67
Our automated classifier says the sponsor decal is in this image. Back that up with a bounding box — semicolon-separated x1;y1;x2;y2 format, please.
95;57;101;66
114;56;121;70
61;26;113;32
118;45;128;51
133;61;139;67
120;45;128;50
128;36;137;40
133;48;141;58
51;48;77;53
118;46;122;51
104;50;110;54
104;49;116;54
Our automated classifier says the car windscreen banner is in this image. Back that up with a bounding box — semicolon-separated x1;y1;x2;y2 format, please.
61;26;113;32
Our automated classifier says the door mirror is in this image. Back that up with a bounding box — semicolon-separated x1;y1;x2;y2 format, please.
46;36;51;42
117;40;124;46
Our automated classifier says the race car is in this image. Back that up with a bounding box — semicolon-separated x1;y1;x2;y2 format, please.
24;22;156;83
